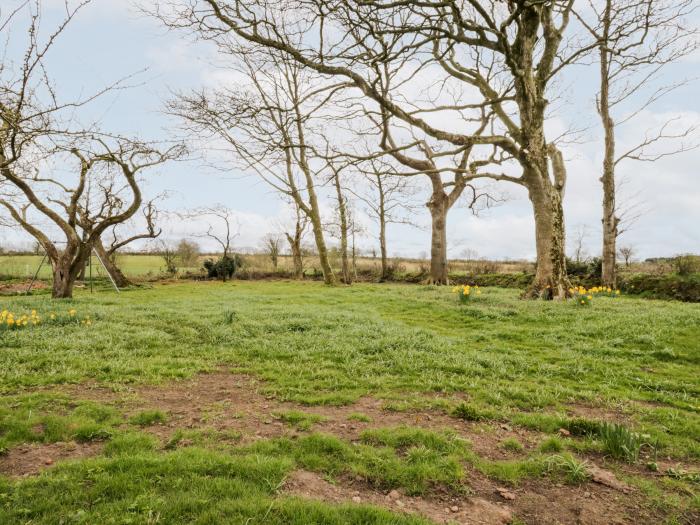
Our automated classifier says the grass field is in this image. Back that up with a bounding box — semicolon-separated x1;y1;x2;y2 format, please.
0;281;698;524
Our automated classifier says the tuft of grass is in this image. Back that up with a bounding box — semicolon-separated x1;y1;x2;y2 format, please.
598;422;647;463
451;402;493;422
347;413;372;423
538;436;564;453
129;410;168;427
273;410;325;431
546;453;591;484
501;437;524;453
565;417;602;437
104;432;159;456
0;395;121;450
222;309;238;324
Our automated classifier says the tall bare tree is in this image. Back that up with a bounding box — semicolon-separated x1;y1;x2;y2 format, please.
580;0;698;287
351;158;418;281
167;49;341;284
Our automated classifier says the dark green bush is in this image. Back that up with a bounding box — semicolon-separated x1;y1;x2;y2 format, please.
620;273;700;302
203;254;242;280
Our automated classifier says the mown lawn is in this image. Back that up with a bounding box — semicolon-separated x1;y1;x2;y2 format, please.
0;281;698;524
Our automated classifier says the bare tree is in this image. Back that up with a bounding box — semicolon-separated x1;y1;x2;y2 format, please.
263;234;281;271
158;241;178;275
176;238;200;268
580;0;698;287
187;205;239;282
155;1;597;298
569;224;589;265
1;1;179;298
618;245;635;268
351;158;418;281
167;48;339;284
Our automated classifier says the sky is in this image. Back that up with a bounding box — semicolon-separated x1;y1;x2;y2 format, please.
1;0;699;261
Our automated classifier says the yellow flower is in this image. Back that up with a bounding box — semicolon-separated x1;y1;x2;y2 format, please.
587;295;592;300
68;309;76;316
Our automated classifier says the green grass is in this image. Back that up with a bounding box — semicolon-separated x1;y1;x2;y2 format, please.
0;281;698;522
273;410;325;431
128;409;169;427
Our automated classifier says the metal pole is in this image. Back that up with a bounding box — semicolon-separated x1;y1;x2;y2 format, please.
92;248;120;293
26;254;47;295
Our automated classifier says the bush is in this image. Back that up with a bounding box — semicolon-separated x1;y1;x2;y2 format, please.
674;254;700;276
203;254;242;280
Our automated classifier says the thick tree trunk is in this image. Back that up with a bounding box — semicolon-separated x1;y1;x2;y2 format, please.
426;192;449;285
51;264;76;299
94;240;131;288
526;179;570;299
50;249;88;299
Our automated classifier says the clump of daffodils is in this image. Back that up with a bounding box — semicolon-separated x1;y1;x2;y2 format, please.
452;284;481;303
0;308;92;331
569;285;621;306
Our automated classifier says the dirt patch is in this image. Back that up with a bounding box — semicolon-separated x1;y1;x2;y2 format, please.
0;441;103;478
0;280;48;295
37;370;692;524
283;470;512;525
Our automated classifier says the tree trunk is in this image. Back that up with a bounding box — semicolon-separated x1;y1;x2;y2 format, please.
308;210;334;285
379;214;388;281
526;179;570;299
94;239;131;288
426;191;449;285
378;176;389;281
599;31;618;288
50;249;88;299
51;264;76;299
333;171;351;284
285;232;304;280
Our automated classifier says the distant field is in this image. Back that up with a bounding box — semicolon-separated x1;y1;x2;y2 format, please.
0;253;535;281
0;255;201;280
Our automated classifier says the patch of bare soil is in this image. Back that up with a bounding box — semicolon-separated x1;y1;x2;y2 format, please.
0;441;103;478
0;280;48;295
23;370;692;524
283;470;513;525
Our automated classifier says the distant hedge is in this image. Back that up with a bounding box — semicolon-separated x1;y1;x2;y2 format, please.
618;273;700;302
448;271;700;302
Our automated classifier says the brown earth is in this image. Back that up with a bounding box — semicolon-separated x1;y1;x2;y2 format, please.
2;370;697;525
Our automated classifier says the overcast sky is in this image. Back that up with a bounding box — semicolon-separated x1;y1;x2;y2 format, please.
1;1;699;261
